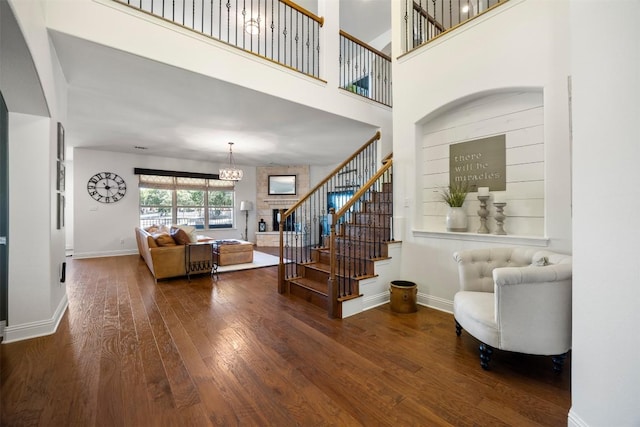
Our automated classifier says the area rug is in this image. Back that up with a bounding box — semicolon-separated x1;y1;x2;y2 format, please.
216;251;283;273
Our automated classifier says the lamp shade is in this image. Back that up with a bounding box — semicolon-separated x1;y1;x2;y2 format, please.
240;201;253;211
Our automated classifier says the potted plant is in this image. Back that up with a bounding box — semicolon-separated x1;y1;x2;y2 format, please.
439;181;469;232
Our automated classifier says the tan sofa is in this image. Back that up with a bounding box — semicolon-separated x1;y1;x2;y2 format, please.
135;226;213;280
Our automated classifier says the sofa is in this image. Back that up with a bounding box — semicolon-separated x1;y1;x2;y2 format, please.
135;225;214;281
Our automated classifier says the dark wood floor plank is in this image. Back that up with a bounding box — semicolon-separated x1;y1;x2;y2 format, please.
0;254;571;426
96;263;125;427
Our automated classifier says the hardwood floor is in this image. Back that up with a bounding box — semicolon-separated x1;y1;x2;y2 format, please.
1;254;571;426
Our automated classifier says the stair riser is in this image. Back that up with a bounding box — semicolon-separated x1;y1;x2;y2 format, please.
335;241;389;258
289;283;328;310
363;201;392;214
302;266;330;283
372;192;392;203
353;213;391;226
343;226;391;241
335;259;374;277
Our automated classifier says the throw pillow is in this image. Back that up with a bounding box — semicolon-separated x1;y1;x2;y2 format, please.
145;225;160;233
171;228;191;245
154;233;176;247
147;236;158;248
173;225;197;243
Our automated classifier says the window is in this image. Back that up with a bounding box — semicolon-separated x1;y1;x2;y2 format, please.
138;171;235;230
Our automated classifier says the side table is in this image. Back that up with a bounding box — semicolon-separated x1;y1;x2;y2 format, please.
185;241;215;281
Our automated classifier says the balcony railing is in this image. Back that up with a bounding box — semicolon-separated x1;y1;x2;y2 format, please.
339;30;392;107
116;0;324;79
403;0;508;52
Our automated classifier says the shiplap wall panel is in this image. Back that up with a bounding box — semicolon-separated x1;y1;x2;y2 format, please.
420;90;545;236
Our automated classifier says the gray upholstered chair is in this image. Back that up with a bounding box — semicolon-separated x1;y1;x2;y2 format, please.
453;247;572;372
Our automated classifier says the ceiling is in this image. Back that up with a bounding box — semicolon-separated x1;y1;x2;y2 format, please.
49;0;391;167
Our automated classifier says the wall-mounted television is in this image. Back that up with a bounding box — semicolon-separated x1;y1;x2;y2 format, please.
268;175;296;195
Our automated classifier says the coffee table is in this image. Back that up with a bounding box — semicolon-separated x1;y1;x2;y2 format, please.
211;239;254;277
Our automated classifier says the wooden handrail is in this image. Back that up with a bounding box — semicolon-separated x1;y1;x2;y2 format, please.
412;1;446;32
281;0;324;27
334;159;393;220
328;158;393;317
283;131;381;217
339;30;391;62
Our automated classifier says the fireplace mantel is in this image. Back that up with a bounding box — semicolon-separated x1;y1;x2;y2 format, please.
263;198;299;205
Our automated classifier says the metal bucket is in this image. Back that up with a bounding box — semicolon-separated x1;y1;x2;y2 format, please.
389;280;417;313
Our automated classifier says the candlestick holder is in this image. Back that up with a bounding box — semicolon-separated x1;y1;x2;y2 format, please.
477;195;490;234
493;202;507;235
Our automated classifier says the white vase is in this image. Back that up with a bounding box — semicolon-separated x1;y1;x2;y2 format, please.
446;207;468;232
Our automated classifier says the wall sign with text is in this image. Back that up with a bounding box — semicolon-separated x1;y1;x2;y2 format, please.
449;135;506;191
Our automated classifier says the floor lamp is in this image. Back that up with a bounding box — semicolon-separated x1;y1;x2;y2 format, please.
240;201;253;241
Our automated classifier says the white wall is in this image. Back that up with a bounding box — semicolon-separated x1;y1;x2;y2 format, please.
8;114;53;324
391;0;572;312
2;0;68;343
569;1;640;426
73;148;257;258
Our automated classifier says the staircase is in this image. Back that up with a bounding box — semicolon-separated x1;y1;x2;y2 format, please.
277;133;395;318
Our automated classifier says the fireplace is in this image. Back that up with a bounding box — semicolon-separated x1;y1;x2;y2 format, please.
272;209;295;231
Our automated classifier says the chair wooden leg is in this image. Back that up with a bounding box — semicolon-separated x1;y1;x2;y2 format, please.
455;320;462;336
552;352;568;373
479;343;493;370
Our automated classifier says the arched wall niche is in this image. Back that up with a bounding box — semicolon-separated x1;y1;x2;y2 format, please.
415;87;545;236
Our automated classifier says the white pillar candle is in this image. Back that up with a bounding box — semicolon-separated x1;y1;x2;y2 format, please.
477;187;489;197
493;194;505;204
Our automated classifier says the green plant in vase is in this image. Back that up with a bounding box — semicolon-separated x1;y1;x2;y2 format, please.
439;181;470;231
439;181;470;207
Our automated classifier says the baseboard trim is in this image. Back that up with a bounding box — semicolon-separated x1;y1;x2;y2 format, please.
568;409;589;427
73;249;138;259
3;293;69;344
363;292;389;310
417;292;453;313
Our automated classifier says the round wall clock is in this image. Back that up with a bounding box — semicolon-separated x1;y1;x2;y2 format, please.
87;172;127;203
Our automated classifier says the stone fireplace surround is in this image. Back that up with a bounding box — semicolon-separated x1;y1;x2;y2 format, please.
255;165;309;247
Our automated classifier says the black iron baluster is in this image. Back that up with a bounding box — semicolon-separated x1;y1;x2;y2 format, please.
226;0;230;42
270;0;274;61
234;0;238;46
289;7;293;70
241;0;246;49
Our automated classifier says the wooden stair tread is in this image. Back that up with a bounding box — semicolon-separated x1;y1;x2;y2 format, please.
288;277;328;296
305;262;330;272
337;293;363;303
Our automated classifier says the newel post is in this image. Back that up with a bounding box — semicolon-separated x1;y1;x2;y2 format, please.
327;208;339;318
278;208;286;294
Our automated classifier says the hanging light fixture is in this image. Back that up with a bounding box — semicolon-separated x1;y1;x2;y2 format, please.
219;142;243;181
245;18;259;36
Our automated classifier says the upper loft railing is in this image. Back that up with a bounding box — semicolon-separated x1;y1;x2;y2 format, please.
115;0;324;79
339;31;392;107
403;0;508;53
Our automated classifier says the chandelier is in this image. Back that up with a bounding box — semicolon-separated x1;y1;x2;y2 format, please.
219;142;243;181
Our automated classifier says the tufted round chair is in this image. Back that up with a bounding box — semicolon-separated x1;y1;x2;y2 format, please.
453;247;572;371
